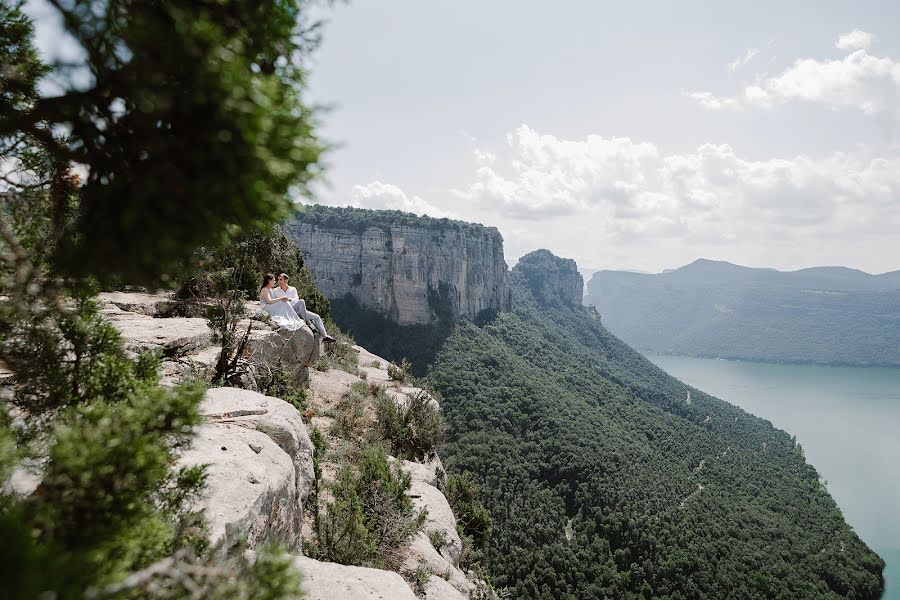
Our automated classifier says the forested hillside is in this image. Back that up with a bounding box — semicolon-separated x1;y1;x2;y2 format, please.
585;259;900;366
429;253;884;599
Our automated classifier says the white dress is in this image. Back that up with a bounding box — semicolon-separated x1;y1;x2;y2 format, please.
259;288;305;330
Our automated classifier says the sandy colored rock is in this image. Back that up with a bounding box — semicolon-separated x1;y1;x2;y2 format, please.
403;460;463;566
178;422;297;553
201;387;315;502
98;291;177;316
106;311;211;358
243;321;319;387
308;367;360;406
403;533;472;595
424;573;468;600
293;556;417;600
287;219;511;326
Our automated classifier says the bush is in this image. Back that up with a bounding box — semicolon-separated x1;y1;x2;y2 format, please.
259;365;309;413
374;390;444;461
313;444;425;569
387;358;412;382
442;473;493;565
331;388;368;440
324;329;359;375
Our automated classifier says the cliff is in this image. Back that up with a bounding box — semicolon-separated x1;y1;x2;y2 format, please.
285;205;511;327
91;292;487;599
513;249;583;307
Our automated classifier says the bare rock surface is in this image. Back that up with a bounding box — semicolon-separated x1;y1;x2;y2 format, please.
98;291;177;316
402;460;463;567
293;556;418;600
201;387;315;502
513;248;584;307
179;421;297;553
424;574;469;600
243;321;320;387
403;534;472;595
106;311;212;358
287;216;511;326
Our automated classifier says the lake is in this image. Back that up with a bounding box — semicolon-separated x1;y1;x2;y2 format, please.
645;354;900;600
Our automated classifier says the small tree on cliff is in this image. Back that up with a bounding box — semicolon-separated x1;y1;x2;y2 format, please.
0;0;324;596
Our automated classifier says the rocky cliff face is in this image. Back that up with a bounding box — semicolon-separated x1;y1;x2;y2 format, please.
513;249;583;307
97;293;485;599
285;206;511;327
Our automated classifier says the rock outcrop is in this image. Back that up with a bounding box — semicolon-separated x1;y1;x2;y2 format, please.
294;556;418;600
286;205;511;326
93;292;483;597
99;292;319;387
513;249;583;306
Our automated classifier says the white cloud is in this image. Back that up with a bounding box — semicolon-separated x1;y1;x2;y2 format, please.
836;29;874;51
728;47;759;72
454;126;900;249
685;91;741;111
688;31;900;119
348;181;450;218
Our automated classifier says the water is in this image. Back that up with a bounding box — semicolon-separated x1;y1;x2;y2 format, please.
645;354;900;599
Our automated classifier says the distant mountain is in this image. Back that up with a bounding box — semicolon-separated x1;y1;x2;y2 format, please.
585;259;900;367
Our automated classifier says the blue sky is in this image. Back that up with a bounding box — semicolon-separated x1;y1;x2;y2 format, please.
305;0;900;275
24;0;900;275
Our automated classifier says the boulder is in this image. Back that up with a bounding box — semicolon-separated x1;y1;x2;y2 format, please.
403;460;463;566
201;387;315;503
243;321;320;387
178;422;297;553
403;533;472;595
423;574;468;600
293;556;418;600
177;387;316;554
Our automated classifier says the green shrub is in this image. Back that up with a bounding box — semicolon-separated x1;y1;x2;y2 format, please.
259;364;309;413
313;444;425;569
387;357;412;382
427;528;448;552
324;330;359;375
413;565;432;597
374;391;444;461
443;473;493;566
331;389;368;440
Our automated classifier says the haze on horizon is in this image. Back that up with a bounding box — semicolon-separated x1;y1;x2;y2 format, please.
304;0;900;276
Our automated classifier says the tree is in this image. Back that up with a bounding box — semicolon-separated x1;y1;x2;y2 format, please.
1;0;324;286
0;0;324;596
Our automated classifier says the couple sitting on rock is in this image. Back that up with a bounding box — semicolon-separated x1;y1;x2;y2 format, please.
259;272;336;342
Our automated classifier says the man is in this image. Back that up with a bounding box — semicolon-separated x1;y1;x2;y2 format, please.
273;273;336;342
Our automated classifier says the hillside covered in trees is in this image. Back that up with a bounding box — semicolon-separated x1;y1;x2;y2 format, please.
586;259;900;367
429;251;885;599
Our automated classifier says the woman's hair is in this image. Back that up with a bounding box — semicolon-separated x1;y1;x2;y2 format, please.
262;273;276;288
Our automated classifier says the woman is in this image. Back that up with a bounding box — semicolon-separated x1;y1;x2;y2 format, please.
259;273;305;330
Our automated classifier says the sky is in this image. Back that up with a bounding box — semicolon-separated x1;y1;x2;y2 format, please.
22;1;900;276
303;0;900;275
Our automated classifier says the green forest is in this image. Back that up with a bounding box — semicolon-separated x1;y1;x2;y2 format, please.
428;254;885;599
586;259;900;367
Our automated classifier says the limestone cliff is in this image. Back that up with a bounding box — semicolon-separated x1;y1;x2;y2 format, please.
285;205;511;327
96;293;487;599
513;249;583;307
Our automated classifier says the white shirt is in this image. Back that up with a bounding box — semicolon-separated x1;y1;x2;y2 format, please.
272;285;299;301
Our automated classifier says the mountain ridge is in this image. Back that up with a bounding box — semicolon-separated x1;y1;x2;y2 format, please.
587;258;900;367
